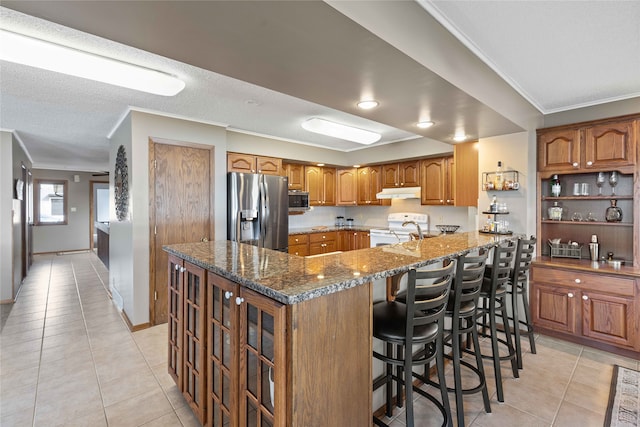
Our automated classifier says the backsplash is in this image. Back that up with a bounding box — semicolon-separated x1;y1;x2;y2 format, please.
289;199;474;233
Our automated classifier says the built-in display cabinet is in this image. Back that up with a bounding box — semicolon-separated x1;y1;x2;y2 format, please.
532;113;640;358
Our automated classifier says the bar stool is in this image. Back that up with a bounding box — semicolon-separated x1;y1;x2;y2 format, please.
476;241;518;403
372;261;455;427
508;236;537;369
442;251;491;427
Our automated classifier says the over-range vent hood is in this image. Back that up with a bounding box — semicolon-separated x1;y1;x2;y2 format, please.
376;187;421;199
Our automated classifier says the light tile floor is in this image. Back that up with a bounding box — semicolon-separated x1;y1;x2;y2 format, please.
1;252;638;426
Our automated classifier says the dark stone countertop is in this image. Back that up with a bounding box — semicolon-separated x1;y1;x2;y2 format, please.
164;231;520;305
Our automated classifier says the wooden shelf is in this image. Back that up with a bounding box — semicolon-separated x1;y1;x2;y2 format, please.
541;220;632;227
542;195;633;201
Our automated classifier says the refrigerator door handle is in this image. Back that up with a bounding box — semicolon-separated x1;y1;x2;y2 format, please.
260;176;267;247
236;210;242;243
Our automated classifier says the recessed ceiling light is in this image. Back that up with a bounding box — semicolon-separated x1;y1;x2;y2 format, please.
301;118;381;145
0;29;185;96
453;133;467;142
357;100;379;110
416;121;435;129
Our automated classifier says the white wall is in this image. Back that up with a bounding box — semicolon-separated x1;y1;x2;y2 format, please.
478;131;537;236
31;169;107;253
109;110;227;326
0;132;13;301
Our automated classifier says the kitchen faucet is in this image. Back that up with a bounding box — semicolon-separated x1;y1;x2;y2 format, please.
402;220;423;241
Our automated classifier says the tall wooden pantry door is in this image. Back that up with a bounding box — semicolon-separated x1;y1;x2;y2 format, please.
150;139;214;325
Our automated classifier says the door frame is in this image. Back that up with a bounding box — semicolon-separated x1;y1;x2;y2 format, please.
89;180;109;251
148;137;215;325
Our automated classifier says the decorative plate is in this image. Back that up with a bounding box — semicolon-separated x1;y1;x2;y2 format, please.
114;145;129;221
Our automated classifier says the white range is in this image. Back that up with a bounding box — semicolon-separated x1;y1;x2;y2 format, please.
369;212;429;247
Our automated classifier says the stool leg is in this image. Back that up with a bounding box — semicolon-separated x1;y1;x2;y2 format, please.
521;285;537;354
471;318;491;414
404;349;415;427
436;333;452;427
385;342;393;417
511;284;523;369
489;298;505;402
452;320;465;427
397;345;404;408
499;298;519;379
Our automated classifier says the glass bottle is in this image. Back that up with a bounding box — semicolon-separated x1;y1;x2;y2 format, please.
493;161;504;190
550;174;561;197
605;199;623;222
489;196;498;213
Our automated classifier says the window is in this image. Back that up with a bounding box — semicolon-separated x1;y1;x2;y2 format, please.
35;179;68;225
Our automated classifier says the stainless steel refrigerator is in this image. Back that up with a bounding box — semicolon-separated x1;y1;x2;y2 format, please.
227;172;289;252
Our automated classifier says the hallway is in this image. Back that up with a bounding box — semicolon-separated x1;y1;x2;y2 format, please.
1;252;638;426
0;252;199;426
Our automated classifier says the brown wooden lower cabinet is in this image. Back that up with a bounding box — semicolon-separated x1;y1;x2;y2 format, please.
531;263;639;356
169;259;373;426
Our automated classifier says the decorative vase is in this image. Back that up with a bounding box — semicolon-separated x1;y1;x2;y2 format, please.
605;199;623;222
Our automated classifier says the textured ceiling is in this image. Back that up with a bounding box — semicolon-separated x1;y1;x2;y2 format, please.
1;1;639;172
422;0;640;113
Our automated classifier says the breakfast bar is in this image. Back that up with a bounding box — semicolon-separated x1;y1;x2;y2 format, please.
164;231;518;426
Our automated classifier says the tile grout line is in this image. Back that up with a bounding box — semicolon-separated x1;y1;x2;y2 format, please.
549;346;583;426
32;256;53;427
70;256;110;426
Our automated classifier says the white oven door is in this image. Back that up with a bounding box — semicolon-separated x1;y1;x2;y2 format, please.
369;230;411;247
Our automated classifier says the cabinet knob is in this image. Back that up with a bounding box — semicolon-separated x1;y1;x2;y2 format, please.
224;291;233;300
295;238;299;242
582;295;589;300
572;162;579;167
180;267;186;273
175;264;180;271
446;199;451;203
400;182;405;186
574;278;581;284
235;297;245;306
440;200;444;203
586;161;593;166
568;292;574;298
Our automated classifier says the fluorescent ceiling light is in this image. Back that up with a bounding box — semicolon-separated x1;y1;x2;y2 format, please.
453;133;467;142
357;100;379;109
0;30;185;96
301;118;381;145
417;121;435;129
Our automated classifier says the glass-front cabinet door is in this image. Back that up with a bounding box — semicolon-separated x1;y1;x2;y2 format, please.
239;288;286;427
208;273;239;427
167;255;183;385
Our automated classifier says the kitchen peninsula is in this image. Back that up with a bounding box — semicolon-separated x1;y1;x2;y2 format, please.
164;231;518;426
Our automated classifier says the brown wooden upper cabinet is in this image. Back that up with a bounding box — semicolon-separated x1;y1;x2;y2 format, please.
537;116;637;173
420;157;452;205
305;166;336;206
584;119;636;170
284;163;305;190
337;168;358;206
357;166;388;206
227;152;282;175
382;160;420;188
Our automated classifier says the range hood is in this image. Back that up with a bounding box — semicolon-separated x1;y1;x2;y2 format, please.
376;187;421;199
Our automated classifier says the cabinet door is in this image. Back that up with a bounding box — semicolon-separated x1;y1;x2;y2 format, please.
322;168;336;206
257;156;282;175
400;160;420;187
288;243;309;257
537;129;581;172
453;141;478;207
228;152;256;173
168;255;184;385
382;163;399;188
582;291;637;349
531;283;578;334
445;157;454;205
420;158;446;205
207;273;239;427
285;163;305;191
357;231;370;249
305;166;322;206
337;230;349;252
239;288;286;427
357;167;372;205
337;168;358;206
584;120;636;170
183;262;207;424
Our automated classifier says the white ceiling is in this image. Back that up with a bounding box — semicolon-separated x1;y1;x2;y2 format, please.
1;1;639;172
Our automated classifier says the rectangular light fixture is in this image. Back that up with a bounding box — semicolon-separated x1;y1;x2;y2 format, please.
301;118;381;145
0;29;185;96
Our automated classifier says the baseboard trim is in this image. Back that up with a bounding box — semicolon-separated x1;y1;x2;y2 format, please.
0;298;15;304
33;249;91;255
121;309;151;332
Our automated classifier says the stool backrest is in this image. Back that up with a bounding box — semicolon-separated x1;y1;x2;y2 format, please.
486;241;516;295
452;251;489;317
512;236;537;283
405;260;455;341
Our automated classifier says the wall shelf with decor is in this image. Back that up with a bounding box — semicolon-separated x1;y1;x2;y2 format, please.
482;170;519;191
